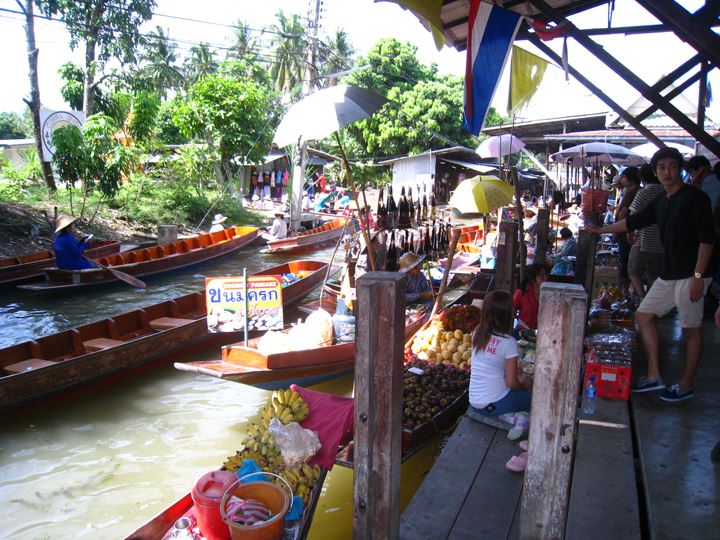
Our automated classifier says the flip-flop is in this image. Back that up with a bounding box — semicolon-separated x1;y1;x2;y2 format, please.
519;440;528;452
505;451;528;472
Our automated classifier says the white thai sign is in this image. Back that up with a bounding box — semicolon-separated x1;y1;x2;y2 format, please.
39;109;84;161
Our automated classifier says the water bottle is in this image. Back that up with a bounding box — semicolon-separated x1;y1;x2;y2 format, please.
584;375;597;415
332;298;355;344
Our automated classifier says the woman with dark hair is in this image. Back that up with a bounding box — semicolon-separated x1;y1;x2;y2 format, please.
512;263;547;330
614;166;642;295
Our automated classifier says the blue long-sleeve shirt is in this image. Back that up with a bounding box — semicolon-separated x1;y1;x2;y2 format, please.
54;232;94;270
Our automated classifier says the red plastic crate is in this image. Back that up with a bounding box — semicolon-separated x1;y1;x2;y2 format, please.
585;361;632;400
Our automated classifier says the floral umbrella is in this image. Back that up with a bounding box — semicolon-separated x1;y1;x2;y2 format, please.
449;175;515;214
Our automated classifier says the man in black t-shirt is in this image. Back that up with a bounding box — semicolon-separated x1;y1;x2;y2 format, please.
587;147;716;403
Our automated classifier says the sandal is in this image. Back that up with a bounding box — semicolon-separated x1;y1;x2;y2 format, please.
505;451;528;472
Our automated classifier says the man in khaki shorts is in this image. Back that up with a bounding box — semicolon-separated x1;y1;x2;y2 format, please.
587;147;716;402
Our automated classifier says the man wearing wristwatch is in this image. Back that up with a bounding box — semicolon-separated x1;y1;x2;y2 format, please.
586;147;717;402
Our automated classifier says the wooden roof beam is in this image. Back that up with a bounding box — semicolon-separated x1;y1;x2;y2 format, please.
529;0;720;158
527;33;664;148
635;0;720;70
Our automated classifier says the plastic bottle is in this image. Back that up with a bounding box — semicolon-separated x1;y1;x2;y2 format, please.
332;298;355;344
584;375;597;415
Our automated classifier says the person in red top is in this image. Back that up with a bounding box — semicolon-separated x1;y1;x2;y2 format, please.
512;263;548;330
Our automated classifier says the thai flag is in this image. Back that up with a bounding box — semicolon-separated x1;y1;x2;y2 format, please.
463;1;522;135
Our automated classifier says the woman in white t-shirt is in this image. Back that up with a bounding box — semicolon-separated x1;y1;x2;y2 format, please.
469;290;532;419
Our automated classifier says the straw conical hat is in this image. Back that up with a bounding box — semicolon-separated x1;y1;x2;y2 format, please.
398;252;425;273
55;213;78;233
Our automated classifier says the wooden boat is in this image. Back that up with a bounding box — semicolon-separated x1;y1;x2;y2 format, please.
18;226;259;292
456;230;483;253
174;309;430;390
0;240;121;286
265;218;346;254
0;260;332;413
124;468;327;540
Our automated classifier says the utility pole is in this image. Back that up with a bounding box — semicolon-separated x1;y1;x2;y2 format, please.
290;0;322;231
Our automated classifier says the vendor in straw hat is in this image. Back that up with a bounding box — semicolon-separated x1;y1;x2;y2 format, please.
209;213;228;233
398;252;433;307
53;213;96;270
261;208;288;242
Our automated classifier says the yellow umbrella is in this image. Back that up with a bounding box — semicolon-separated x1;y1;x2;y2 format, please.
449;176;515;214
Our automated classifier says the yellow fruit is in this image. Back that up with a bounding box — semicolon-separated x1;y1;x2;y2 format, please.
463;334;472;344
462;350;471;361
452;352;461;363
442;350;452;360
454;329;463;340
427;349;436;359
445;331;454;342
448;339;459;352
459;362;467;369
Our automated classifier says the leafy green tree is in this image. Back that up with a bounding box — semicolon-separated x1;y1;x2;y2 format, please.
184;43;218;86
155;99;188;145
52;113;136;217
172;74;277;189
138;25;183;98
343;38;473;159
268;10;305;94
0;112;28;139
37;0;156;117
317;29;355;87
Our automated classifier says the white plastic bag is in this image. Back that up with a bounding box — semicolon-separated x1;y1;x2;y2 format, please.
305;309;333;348
267;418;322;468
256;330;291;356
287;322;320;351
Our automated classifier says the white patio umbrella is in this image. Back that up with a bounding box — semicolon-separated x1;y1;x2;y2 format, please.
632;141;695;160
550;142;645;166
273;84;387;148
477;134;526;158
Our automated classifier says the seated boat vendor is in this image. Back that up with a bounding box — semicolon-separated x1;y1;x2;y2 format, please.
53;214;95;270
209;213;227;233
262;210;288;242
512;263;547;331
399;252;433;308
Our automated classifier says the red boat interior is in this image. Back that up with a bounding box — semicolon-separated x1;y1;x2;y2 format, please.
296;219;345;237
0;291;206;376
95;227;254;269
0;250;55;268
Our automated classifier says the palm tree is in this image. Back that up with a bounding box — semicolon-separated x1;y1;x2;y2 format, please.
228;20;259;60
317;29;355;87
140;26;183;98
268;10;305;94
184;43;218;86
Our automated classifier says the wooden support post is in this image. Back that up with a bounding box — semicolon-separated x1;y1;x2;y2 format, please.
535;208;550;267
519;282;587;540
354;272;407;540
575;228;596;294
495;221;518;293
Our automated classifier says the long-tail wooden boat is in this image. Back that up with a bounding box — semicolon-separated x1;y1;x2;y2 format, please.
0;240;121;286
0;260;332;413
264;218;346;254
17;227;259;292
174;309;430;390
456;229;483;253
124;468;327;540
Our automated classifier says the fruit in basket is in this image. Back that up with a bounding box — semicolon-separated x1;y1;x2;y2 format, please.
439;305;481;334
402;360;470;429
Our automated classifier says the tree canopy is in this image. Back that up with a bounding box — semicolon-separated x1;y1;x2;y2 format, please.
0;112;29;139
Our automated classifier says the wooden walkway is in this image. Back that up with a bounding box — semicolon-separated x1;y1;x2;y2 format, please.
400;399;641;539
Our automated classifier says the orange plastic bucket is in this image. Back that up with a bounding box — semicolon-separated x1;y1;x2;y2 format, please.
220;474;291;540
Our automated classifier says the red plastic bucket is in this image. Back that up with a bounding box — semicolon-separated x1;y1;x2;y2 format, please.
191;470;238;540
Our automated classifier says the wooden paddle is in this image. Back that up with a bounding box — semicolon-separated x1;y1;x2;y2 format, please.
94;261;146;288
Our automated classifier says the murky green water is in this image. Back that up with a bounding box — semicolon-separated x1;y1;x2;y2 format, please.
0;243;444;539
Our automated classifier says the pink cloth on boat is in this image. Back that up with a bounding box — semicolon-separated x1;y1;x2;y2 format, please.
291;384;354;469
225;496;271;525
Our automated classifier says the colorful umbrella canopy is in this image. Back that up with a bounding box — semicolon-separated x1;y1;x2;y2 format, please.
477;134;526;158
449;175;515;214
273;85;387;148
550;142;644;166
632;141;695;160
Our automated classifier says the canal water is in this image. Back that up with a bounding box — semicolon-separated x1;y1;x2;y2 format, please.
0;243;443;539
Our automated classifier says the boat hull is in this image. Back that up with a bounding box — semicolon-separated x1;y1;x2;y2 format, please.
18;227;259;292
265;219;346;254
173;312;429;389
0;260;331;413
